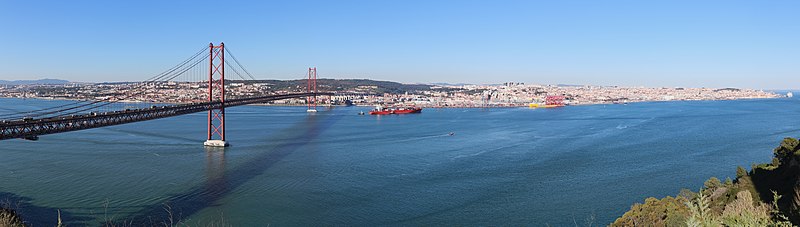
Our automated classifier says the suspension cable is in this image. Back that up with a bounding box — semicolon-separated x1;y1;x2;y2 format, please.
36;56;206;118
0;46;210;120
52;53;210;118
225;47;258;80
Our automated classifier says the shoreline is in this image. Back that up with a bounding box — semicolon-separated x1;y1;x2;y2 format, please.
0;95;786;109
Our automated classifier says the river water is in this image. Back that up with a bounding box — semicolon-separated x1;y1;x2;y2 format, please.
1;96;799;226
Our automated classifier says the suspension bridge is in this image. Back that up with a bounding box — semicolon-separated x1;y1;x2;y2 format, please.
0;43;332;146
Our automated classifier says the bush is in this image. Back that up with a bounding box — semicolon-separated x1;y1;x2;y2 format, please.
611;196;689;226
774;137;800;160
720;191;771;226
704;177;722;190
736;166;747;179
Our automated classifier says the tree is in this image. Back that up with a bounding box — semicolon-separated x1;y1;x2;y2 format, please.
736;166;747;179
704;177;722;190
774;137;800;161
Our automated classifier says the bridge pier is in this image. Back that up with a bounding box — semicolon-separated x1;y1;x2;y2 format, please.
203;139;228;147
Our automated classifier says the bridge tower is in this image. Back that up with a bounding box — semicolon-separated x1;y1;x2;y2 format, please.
306;67;318;113
204;42;228;147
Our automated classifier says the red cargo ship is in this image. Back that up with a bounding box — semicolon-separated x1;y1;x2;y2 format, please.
369;105;422;115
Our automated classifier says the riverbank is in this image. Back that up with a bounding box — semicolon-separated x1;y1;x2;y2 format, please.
1;95;786;111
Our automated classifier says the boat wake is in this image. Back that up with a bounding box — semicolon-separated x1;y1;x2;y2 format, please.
392;133;454;143
451;143;529;160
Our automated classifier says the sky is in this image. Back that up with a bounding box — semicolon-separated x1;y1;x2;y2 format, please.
0;0;797;89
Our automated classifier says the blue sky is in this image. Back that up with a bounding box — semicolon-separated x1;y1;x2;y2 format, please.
0;0;797;89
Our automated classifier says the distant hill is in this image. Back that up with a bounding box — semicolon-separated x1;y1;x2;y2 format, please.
228;78;433;94
89;78;435;94
431;82;473;86
0;79;70;85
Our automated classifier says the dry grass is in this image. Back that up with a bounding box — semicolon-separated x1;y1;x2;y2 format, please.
0;202;231;227
0;208;25;227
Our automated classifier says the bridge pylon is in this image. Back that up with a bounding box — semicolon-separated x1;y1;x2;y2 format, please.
306;67;318;113
204;42;228;147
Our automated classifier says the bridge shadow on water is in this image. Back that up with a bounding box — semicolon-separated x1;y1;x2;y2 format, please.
102;127;198;144
123;111;342;225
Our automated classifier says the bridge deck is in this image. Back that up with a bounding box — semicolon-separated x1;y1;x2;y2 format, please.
0;92;332;141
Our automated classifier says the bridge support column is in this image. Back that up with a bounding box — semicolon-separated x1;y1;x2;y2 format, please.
204;139;228;147
205;42;228;147
307;67;317;113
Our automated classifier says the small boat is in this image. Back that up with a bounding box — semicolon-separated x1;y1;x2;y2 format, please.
369;105;422;115
358;111;365;115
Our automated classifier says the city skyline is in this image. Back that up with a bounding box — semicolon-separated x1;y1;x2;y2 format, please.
1;0;798;89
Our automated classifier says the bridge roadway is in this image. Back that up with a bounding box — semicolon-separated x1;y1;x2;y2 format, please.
0;92;333;141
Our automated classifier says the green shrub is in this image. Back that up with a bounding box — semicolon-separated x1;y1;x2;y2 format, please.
705;177;722;190
611;196;689;226
736;166;747;179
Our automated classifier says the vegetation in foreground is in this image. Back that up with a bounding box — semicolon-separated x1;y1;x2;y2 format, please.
613;137;800;226
0;202;229;227
0;207;25;227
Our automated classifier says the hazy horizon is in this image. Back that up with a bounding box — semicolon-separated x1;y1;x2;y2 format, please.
1;1;798;89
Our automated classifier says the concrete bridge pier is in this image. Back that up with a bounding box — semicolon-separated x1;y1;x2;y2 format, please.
204;140;228;147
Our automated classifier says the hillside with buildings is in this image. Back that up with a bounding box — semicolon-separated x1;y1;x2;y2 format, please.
0;79;781;108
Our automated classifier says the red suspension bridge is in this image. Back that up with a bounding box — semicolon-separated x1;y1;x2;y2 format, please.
0;43;331;146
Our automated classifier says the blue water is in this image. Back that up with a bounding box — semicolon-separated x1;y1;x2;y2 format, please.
1;96;799;226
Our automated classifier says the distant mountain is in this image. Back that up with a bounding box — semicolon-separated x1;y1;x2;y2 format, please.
0;79;70;85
